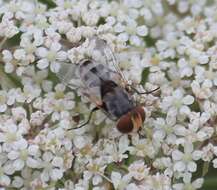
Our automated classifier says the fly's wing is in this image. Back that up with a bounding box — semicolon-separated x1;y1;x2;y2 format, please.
56;62;82;90
57;62;103;106
88;36;129;86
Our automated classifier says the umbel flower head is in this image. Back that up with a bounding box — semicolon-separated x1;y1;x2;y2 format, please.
0;0;217;189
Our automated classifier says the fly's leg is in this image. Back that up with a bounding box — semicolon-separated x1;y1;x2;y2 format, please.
68;107;99;130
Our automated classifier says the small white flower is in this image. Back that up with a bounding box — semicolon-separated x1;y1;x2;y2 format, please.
191;80;212;99
2;50;15;73
161;89;194;117
0;17;19;38
11;107;27;121
23;85;41;103
36;42;67;73
173;173;204;190
128;160;149;180
201;143;215;162
0;155;11;187
111;172;131;190
172;142;201;173
152;117;186;144
12;176;23;188
129;134;157;158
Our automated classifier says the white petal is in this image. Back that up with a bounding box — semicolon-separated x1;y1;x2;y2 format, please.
118;33;129;42
50;168;63;180
156;40;168;51
213;78;217;86
111;171;121;185
136;25;148;36
14;49;26;60
0;175;11;186
174;125;186;136
50;42;61;52
187;161;197;172
51;157;63;168
114;23;124;33
4;62;14;73
172;150;183;161
41;170;49;182
50;61;60;73
13;159;25;171
198;54;209;64
212;158;217;168
153;130;165;141
192;150;202;160
174;161;185;172
180;67;193;78
28;145;39;156
173;89;183;99
197;131;207;141
8;124;17;133
35;47;48;57
42;152;53;162
12;176;23;188
8;151;19;160
180;105;190;115
129;35;141;46
56;51;67;61
166;134;176;144
0;105;7;112
192;178;204;188
26;157;39;168
92;175;102;185
34;34;44;46
2;50;13;62
183;95;194;105
14;138;28;150
37;59;49;69
173;183;184;190
4;163;15;175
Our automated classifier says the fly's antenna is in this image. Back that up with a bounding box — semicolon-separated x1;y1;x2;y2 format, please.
127;85;160;95
68;107;99;131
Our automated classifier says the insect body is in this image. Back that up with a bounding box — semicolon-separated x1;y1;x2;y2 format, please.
57;37;154;133
79;59;145;133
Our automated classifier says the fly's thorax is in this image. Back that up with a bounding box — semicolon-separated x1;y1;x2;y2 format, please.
102;85;134;119
116;106;145;133
79;59;111;87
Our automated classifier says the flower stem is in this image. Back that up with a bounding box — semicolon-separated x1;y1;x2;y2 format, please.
0;37;7;50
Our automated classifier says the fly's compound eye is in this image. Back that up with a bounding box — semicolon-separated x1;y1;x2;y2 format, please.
116;106;145;133
117;113;134;133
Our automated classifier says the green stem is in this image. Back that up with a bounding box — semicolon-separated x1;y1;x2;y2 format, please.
0;65;17;90
0;37;7;50
202;177;217;189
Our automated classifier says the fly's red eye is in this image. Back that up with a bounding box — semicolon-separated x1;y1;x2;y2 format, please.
116;106;146;133
117;114;134;133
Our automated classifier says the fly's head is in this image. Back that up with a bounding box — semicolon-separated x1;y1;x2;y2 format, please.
116;106;145;133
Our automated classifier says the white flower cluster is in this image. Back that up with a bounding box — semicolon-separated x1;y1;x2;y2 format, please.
0;0;217;189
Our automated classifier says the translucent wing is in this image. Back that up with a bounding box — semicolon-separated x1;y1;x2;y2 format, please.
57;62;103;105
56;62;82;90
88;36;129;86
57;36;129;110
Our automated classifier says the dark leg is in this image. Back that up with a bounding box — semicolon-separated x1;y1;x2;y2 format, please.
68;107;99;130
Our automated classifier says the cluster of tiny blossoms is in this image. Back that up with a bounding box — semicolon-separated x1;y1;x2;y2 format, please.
0;0;217;189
